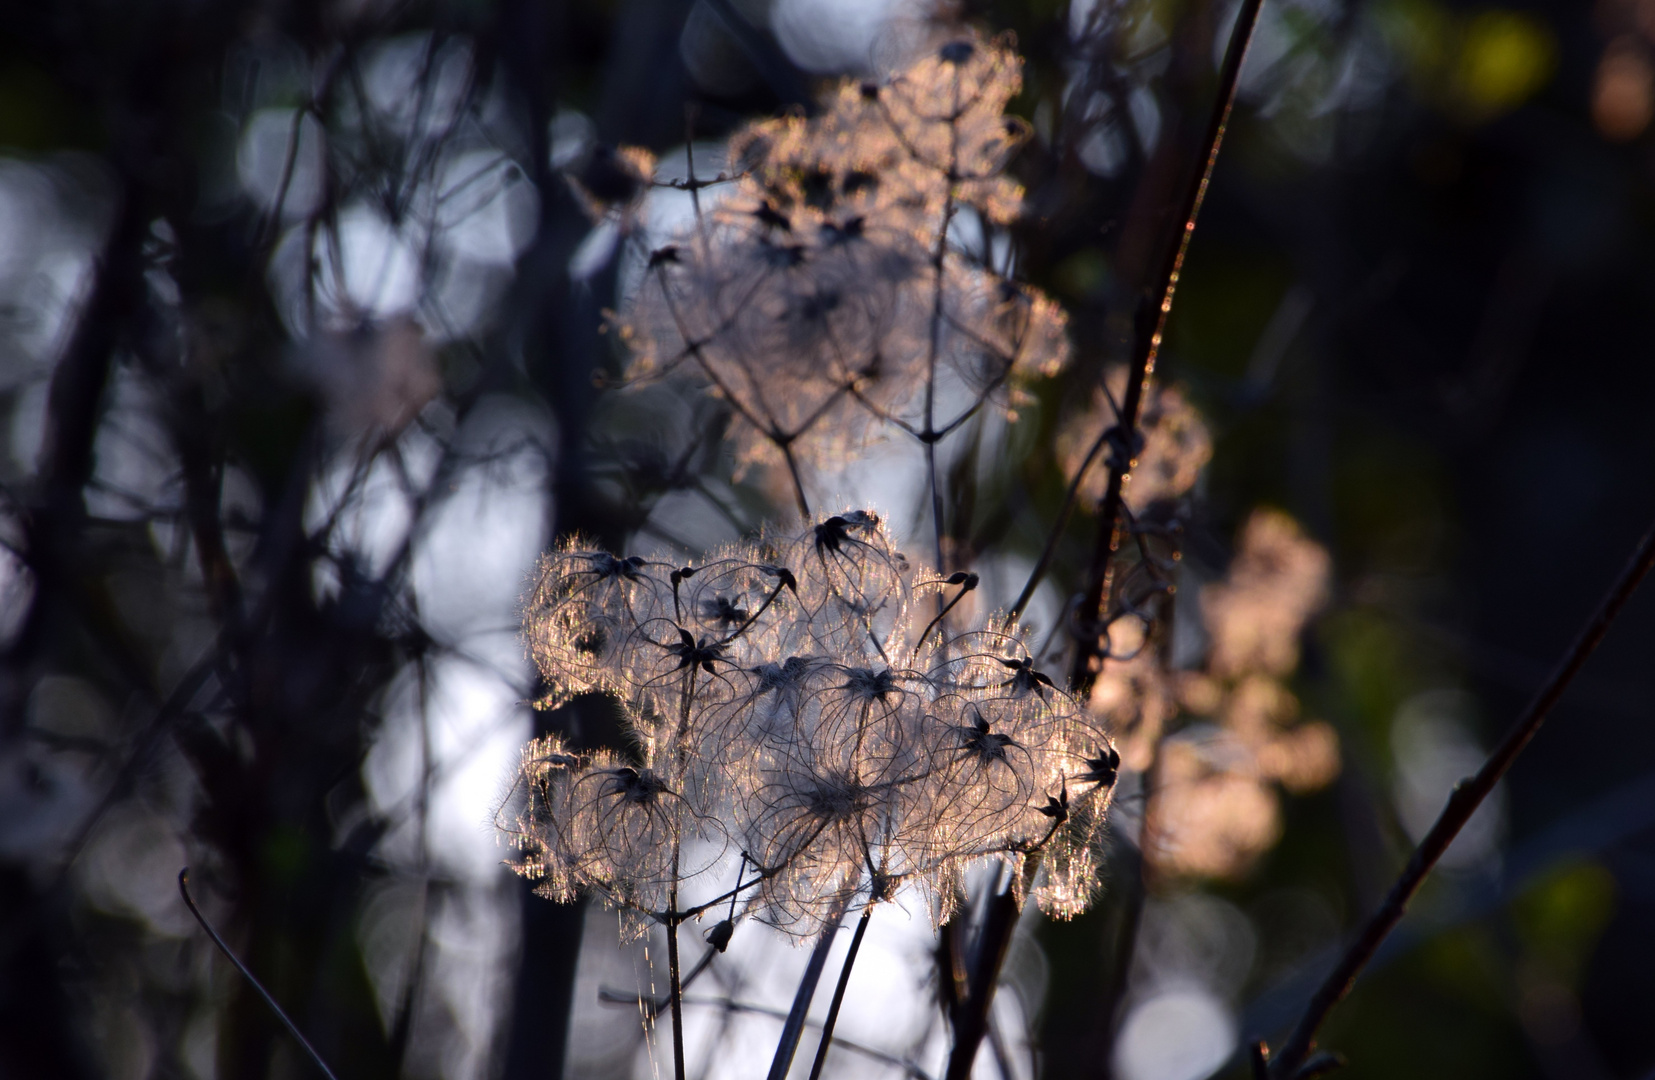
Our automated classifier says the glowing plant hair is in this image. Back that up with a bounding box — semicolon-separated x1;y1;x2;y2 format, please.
507;510;1118;936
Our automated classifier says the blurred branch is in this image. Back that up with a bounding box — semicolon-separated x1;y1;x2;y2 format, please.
698;0;811;109
681;995;934;1079
178;870;342;1080
1264;516;1655;1079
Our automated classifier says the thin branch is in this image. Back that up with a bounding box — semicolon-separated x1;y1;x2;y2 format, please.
1006;420;1111;623
767;917;840;1080
808;905;874;1080
1068;0;1264;696
684;996;933;1078
667;885;688;1080
1265;516;1655;1078
178;870;342;1080
779;441;813;519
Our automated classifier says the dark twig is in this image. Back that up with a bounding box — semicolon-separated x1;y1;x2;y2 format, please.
1069;0;1263;697
683;996;932;1078
943;861;1033;1080
667;884;687;1080
1265;517;1655;1078
1006;420;1111;623
178;870;342;1080
767;917;841;1080
939;2;1266;1074
807;905;874;1080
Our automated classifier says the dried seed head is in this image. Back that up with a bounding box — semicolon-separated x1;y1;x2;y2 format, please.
510;511;1119;933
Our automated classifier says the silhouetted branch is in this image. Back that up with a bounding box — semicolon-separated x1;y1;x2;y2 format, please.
178;870;342;1080
1264;516;1655;1079
808;904;873;1080
767;919;839;1080
1070;0;1264;696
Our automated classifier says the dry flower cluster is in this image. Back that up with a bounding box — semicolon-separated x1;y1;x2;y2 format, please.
617;37;1069;485
1097;508;1340;879
505;511;1119;937
1057;364;1214;513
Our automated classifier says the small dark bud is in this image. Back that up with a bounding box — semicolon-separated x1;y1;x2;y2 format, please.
705;919;735;953
859;82;880;100
648;245;680;267
939;41;975;64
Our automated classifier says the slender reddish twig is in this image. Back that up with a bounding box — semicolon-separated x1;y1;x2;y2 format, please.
1264;517;1655;1078
1069;0;1264;696
939;4;1266;1075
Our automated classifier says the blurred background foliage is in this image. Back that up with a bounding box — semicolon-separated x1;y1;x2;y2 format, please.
1;0;1654;1077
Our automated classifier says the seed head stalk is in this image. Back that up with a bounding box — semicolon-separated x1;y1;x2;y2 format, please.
667;864;687;1080
808;904;875;1080
1071;0;1264;697
947;2;1265;1073
767;914;843;1080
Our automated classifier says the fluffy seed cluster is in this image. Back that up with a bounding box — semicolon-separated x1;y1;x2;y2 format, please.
618;37;1070;473
1055;364;1213;513
508;511;1117;935
1096;509;1339;880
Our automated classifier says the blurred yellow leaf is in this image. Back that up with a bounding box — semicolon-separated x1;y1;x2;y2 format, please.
1455;11;1557;120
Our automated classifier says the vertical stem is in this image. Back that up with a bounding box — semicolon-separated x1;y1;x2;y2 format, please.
1069;0;1264;698
668;850;687;1080
940;4;1267;1075
767;918;841;1080
808;906;874;1080
943;856;1040;1080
